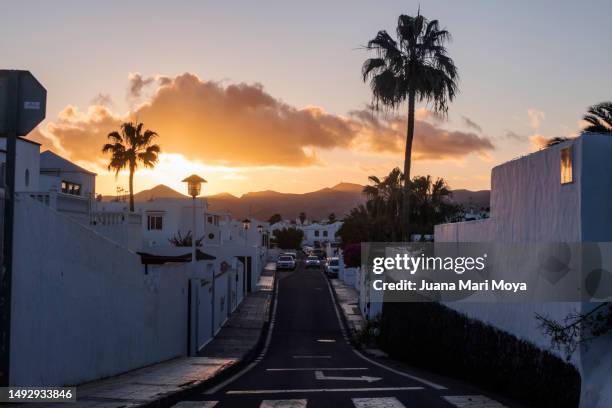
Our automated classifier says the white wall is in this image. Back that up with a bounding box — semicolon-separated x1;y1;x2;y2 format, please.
0;138;40;192
10;195;191;386
433;139;589;361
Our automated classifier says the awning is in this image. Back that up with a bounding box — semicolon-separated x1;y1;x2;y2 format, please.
137;249;216;265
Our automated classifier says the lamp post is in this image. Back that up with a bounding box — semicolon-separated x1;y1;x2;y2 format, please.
182;175;207;351
242;218;251;247
182;175;207;265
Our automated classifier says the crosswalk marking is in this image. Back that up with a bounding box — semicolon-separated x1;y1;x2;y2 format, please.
443;395;507;407
226;386;424;394
260;399;307;408
267;367;368;371
352;397;406;408
171;402;218;407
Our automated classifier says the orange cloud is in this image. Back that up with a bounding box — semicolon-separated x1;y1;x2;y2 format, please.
33;72;495;167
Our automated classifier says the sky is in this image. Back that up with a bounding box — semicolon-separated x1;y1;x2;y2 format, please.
2;0;611;197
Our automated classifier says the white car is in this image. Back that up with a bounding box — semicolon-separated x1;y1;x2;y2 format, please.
281;251;297;261
305;255;321;268
276;255;296;270
325;257;339;277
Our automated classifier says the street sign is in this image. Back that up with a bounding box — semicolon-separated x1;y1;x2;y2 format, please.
0;70;47;136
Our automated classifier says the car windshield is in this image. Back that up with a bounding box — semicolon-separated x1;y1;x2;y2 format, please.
329;260;339;266
279;256;292;261
307;256;318;261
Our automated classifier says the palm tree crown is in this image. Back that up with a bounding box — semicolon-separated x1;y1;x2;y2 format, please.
362;12;458;112
102;122;161;211
583;102;612;134
362;11;458;240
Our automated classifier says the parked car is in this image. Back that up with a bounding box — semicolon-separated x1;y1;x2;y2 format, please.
305;255;321;268
281;251;297;261
310;249;326;260
325;257;339;277
276;255;296;270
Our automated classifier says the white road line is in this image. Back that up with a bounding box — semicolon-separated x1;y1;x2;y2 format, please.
314;370;381;382
260;399;307;408
226;386;424;394
352;397;406;408
292;355;332;359
316;339;336;343
267;367;368;372
204;279;280;395
443;395;507;407
171;402;218;408
322;270;448;391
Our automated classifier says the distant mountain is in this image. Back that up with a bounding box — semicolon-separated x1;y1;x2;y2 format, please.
103;183;490;220
207;183;367;221
102;184;187;202
449;189;490;209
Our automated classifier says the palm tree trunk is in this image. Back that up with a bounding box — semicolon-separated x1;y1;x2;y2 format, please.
403;90;415;241
128;164;135;212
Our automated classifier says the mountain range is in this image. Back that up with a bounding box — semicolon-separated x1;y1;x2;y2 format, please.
104;183;490;221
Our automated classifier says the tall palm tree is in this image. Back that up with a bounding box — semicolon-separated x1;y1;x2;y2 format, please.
583;101;612;134
102;122;161;212
363;11;458;240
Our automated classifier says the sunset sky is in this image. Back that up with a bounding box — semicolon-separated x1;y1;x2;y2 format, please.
2;0;611;196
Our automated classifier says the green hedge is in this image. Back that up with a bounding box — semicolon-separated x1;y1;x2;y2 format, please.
378;302;580;407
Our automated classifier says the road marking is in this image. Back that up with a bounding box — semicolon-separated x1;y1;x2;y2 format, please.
443;395;507;407
226;386;424;394
292;355;331;359
322;270;448;391
315;370;381;383
352;397;406;408
260;399;307;408
316;339;336;343
267;367;368;372
171;402;218;407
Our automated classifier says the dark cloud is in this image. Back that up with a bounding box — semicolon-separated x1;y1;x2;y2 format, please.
504;130;528;141
35;73;495;166
461;115;482;132
91;93;113;107
127;72;155;100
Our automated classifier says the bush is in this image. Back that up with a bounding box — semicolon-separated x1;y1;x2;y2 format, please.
378;302;580;408
273;227;304;250
343;243;361;268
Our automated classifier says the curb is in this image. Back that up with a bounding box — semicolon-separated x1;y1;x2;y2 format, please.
323;274;362;350
137;270;278;408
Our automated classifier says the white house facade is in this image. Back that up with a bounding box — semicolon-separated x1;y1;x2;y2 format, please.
434;132;612;408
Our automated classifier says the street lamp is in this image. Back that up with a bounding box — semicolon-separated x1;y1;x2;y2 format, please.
242;218;251;230
182;175;207;265
182;174;208;350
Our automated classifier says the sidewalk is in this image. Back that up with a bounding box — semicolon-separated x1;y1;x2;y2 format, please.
24;266;275;408
330;278;365;334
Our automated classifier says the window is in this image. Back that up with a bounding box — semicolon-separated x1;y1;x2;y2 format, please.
314;230;320;237
61;180;82;195
25;169;29;187
323;230;328;237
147;215;163;230
561;147;573;184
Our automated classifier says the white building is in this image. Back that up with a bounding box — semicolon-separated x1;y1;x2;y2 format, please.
269;220;342;247
6;146;269;387
0;136;41;192
434;132;612;408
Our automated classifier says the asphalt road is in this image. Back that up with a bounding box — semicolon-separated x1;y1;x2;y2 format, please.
184;259;520;408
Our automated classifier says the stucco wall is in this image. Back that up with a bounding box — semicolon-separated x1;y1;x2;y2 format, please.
0;138;40;192
433;138;589;361
10;195;190;386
